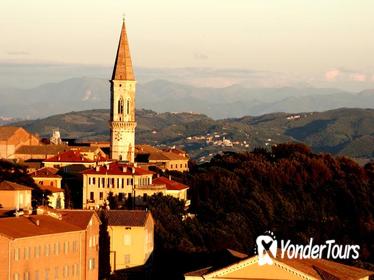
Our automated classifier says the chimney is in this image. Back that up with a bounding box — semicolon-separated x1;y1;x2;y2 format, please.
157;174;160;178
132;167;135;174
95;165;100;172
169;175;172;181
122;166;127;173
106;164;110;170
134;162;137;167
36;220;40;226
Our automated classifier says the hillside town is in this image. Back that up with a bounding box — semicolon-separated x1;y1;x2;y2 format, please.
0;19;373;280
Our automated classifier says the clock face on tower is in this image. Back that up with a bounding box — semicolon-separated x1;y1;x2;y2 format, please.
114;131;122;141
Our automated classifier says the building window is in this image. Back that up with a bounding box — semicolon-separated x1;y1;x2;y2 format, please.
124;254;131;265
90;192;94;201
93;177;96;185
45;244;50;257
171;164;173;168
45;269;50;280
124;234;132;246
24;247;30;259
63;265;68;278
64;241;69;254
143;193;148;202
118;99;124;114
99;192;103;200
13;273;19;280
54;267;58;280
14;248;20;261
88;258;95;270
72;241;77;252
126;99;130;115
35;271;39;280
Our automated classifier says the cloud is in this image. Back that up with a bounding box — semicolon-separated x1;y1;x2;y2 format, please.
325;69;340;81
193;52;208;60
325;68;369;82
6;51;30;56
350;73;366;82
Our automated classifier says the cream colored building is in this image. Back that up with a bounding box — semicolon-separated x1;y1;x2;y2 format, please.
82;162;154;209
0;181;32;210
82;162;190;209
104;210;154;271
185;254;374;280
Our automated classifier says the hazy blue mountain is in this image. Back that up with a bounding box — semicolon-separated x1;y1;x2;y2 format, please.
1;77;374;119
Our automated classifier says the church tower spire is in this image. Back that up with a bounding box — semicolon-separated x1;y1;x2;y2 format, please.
110;19;137;162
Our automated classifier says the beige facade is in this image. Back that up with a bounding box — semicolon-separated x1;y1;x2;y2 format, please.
82;163;154;209
0;181;32;210
0;127;40;159
0;209;100;280
105;210;154;271
185;255;374;280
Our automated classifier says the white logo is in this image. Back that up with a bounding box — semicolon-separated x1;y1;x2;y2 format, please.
256;231;277;266
255;231;360;266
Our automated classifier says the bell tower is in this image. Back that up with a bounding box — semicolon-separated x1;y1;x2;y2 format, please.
110;19;136;162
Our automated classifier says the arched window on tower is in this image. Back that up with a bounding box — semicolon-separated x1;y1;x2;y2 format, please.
126;99;130;115
118;98;124;114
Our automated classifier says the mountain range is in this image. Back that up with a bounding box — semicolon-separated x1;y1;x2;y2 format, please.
1;77;374;119
12;108;374;162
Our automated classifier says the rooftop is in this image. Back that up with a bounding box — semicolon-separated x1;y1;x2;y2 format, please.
0;180;33;191
16;144;68;155
104;210;152;227
43;150;95;163
29;167;61;178
0;126;22;140
153;176;189;191
0;215;82;239
82;162;153;176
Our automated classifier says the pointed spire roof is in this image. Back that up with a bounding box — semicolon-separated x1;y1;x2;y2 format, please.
112;20;135;81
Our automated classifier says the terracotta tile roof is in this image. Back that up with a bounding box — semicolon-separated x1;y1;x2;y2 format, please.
153;176;189;191
29;167;61;178
16;144;68;155
43;150;94;163
105;210;151;227
58;210;97;229
0;180;33;191
136;144;188;161
112;20;135;81
0;126;21;140
82;162;153;176
0;215;82;239
194;252;374;280
278;256;374;280
38;185;63;193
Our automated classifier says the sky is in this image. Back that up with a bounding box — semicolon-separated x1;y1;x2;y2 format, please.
1;0;374;88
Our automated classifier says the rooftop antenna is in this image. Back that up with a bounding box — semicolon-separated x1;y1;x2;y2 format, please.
122;13;126;23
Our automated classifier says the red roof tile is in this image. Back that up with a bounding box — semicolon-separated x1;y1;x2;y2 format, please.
153;176;189;191
29;167;61;178
43;150;94;163
58;210;98;229
38;185;63;193
0;215;82;239
82;162;153;176
104;210;151;227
